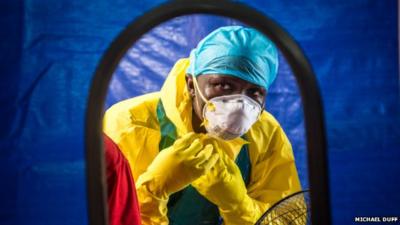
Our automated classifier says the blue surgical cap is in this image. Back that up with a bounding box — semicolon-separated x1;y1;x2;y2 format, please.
187;26;279;91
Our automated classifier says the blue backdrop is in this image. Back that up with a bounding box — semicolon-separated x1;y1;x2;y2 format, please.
0;1;398;225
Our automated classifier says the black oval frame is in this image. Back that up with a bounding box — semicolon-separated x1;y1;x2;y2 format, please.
85;1;331;225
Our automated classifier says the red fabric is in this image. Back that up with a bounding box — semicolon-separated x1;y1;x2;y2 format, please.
104;134;141;225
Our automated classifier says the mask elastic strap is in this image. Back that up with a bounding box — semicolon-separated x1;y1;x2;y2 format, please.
192;75;208;104
191;75;215;127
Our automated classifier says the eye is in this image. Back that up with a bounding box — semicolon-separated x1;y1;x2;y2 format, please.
214;82;232;91
248;88;264;98
247;88;265;105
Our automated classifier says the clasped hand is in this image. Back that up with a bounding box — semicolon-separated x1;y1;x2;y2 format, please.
192;139;248;211
136;132;219;199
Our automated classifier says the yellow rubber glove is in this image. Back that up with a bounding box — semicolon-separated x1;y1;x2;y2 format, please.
136;133;220;224
192;141;262;225
136;132;219;199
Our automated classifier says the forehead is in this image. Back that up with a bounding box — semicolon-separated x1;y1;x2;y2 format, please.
197;74;263;89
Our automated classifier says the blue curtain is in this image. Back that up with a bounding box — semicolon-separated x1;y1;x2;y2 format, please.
0;1;398;224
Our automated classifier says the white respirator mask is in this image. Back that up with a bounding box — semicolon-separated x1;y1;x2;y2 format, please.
192;76;262;140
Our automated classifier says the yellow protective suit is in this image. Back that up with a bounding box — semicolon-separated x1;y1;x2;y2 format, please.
103;58;302;225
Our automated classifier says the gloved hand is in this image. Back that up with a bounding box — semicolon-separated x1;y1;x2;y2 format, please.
136;132;219;200
192;140;260;224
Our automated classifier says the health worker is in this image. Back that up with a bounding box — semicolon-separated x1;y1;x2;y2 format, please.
103;26;302;225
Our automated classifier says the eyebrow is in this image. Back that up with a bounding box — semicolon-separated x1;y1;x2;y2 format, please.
208;75;264;91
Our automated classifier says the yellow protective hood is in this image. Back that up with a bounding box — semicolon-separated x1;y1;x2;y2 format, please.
159;58;193;136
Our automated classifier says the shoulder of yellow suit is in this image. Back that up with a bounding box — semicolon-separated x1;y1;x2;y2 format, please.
258;110;282;130
103;92;161;142
246;110;287;154
103;58;191;144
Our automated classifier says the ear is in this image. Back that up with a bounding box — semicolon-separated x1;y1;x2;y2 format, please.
185;74;195;97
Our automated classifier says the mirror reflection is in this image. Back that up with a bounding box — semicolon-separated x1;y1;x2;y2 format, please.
103;14;309;225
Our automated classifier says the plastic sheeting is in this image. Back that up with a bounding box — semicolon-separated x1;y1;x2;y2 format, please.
0;1;399;225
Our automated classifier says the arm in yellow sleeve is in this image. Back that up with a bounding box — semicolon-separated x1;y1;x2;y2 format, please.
243;126;303;224
136;183;169;225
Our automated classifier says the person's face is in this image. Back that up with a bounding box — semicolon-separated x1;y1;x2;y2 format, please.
186;74;266;121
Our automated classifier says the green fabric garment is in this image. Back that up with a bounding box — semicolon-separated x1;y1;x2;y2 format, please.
156;99;251;225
